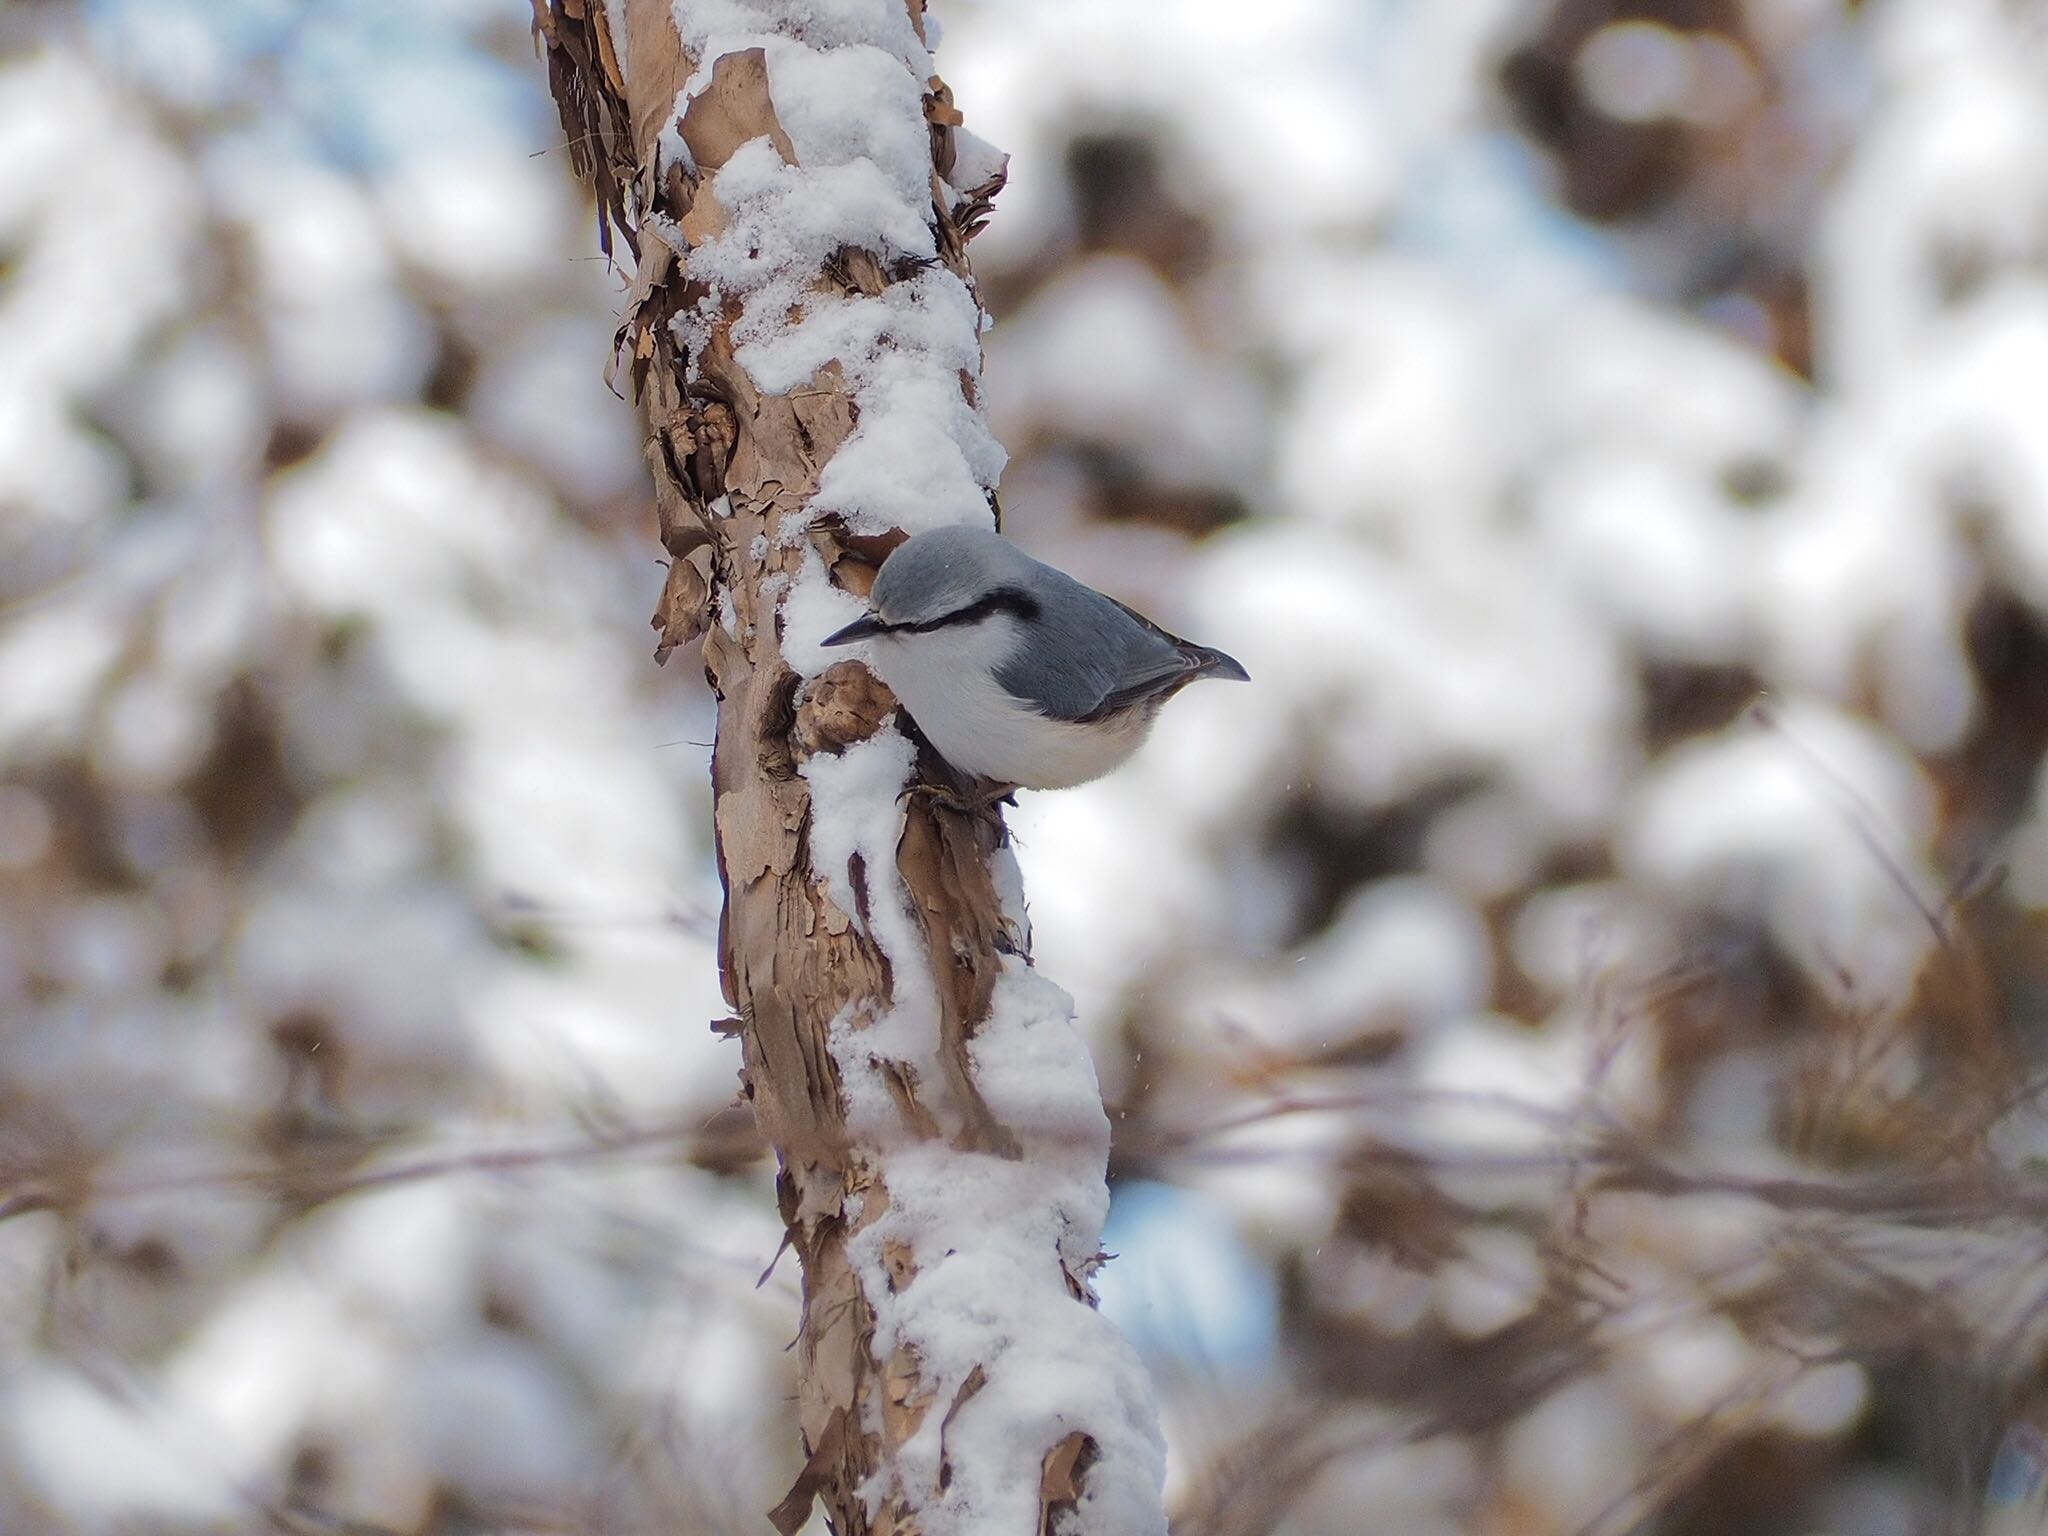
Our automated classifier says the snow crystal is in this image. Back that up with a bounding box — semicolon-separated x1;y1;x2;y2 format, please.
1630;1314;1756;1421
690;139;937;307
1;1363;240;1526
840;966;1167;1536
939;0;1390;262
410;1336;600;1503
764;43;932;207
1510;882;1665;1000
1502;1376;1643;1523
1620;700;1941;1006
989;257;1264;497
1410;1013;1587;1156
214;150;433;416
797;674;1166;1528
1198;877;1490;1058
1434;1225;1545;1339
1006;775;1231;1056
669;0;928;80
1187;1105;1351;1252
671;25;1007;539
107;326;267;496
947;127;1006;195
811;369;1005;536
1773;1361;1870;1438
470;315;646;502
0;596;126;754
1196;523;1633;837
377;147;579;291
798;726;919;978
1575;22;1703;125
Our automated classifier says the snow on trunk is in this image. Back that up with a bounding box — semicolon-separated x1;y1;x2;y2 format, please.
532;3;1169;1532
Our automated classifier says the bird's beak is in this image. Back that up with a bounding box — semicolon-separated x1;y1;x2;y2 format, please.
821;613;886;647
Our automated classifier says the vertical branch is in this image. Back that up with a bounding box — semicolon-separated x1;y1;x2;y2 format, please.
532;3;1168;1533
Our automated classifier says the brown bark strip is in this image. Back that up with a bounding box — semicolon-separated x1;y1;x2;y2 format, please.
532;6;1129;1534
532;0;637;260
768;1405;850;1536
1039;1432;1100;1536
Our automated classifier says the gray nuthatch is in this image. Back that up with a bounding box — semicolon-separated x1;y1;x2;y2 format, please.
821;526;1248;791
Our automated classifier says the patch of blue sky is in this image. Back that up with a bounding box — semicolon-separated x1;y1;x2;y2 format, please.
1335;0;1631;310
1390;133;1630;312
85;0;552;171
1096;1179;1279;1371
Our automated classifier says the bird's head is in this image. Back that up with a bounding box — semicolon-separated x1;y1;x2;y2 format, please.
821;526;1039;648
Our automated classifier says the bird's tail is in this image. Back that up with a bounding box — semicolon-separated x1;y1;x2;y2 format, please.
1182;642;1250;683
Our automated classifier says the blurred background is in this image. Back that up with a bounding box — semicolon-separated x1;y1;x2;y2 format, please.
6;0;2048;1532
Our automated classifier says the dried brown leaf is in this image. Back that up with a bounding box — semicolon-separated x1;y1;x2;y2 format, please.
881;1344;938;1447
924;77;966;128
768;1406;848;1536
651;552;712;663
1039;1430;1096;1536
681;47;797;172
621;0;692;164
881;1235;919;1292
589;0;626;93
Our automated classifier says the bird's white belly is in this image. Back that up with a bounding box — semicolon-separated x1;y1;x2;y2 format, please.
873;633;1150;790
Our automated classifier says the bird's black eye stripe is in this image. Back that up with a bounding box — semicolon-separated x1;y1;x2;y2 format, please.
889;586;1040;635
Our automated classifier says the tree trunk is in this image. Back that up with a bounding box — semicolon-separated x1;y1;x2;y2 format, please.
532;4;1168;1533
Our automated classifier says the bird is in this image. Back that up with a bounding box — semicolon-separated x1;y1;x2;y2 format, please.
820;525;1248;794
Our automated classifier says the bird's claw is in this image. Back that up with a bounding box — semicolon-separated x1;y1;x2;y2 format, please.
902;778;1017;839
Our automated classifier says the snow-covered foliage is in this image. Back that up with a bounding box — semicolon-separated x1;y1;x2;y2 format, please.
7;0;2048;1531
0;16;786;1532
949;1;2048;1530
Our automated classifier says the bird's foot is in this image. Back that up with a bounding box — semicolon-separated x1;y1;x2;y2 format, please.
903;778;1017;839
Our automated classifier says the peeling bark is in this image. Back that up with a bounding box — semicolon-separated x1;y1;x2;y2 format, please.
533;3;1163;1532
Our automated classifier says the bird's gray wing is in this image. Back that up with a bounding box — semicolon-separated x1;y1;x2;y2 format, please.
996;582;1241;723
